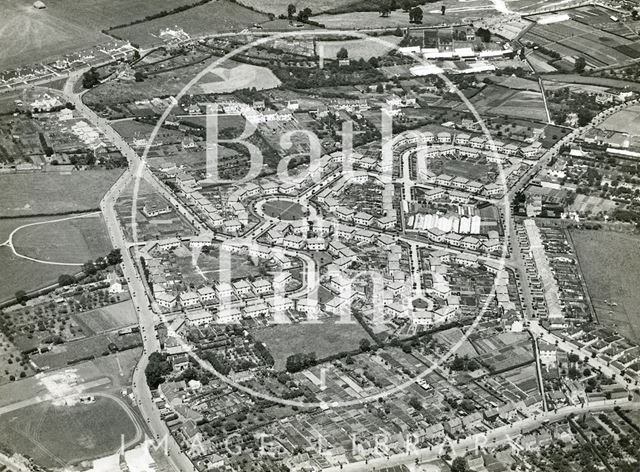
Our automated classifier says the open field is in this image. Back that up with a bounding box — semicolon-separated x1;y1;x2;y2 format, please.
317;36;402;60
570;230;640;343
463;85;547;122
12;214;112;264
72;301;138;335
262;200;307;220
0;0;199;69
0;396;137;468
110;1;269;48
237;0;360;16
252;322;369;370
599;104;640;141
0;170;122;217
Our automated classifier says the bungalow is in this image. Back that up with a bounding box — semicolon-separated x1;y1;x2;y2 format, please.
142;200;171;218
180;291;201;308
223;219;242;233
437;131;452;144
307;238;327;251
216;282;235;300
335;224;356;240
455;133;470;145
282;235;306;249
460;235;480;250
377;215;396;230
268;297;294;315
385;302;409;318
328;240;348;257
352;228;375;243
186;310;214;326
436;174;454;187
197;286;216;303
296;298;319;315
156;237;181;252
335;206;355;221
313;220;332;236
156;292;177;309
469;136;485;149
217;306;242;324
244;301;269;318
273;272;292;291
252;278;272;295
190;232;213;249
261;181;279;195
233;279;253;296
422;188;445;202
354;212;375;227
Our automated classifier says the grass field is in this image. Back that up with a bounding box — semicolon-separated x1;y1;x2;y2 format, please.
72;301;138;335
110;1;269;48
317;36;402;60
571;230;640;343
262;200;307;220
599;104;640;142
238;0;360;15
0;396;137;468
12;214;112;264
252;321;369;370
0;0;199;69
0;170;122;217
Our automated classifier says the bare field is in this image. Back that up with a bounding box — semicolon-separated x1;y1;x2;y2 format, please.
0;170;122;217
571;230;640;343
0;0;199;69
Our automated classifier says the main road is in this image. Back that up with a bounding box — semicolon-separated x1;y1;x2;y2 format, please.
65;72;195;472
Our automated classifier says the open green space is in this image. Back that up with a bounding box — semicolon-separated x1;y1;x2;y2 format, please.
72;300;138;335
570;230;640;344
0;170;122;217
12;214;112;264
252;321;369;370
0;396;137;468
262;200;307;220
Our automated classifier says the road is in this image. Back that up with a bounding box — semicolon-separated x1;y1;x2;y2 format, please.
325;398;640;471
63;71;195;472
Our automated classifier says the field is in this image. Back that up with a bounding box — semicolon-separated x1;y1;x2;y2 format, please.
523;7;640;70
317;36;402;60
262;200;307;220
0;396;138;468
12;214;112;264
599;104;640;145
463;85;547;122
0;170;123;217
109;1;269;48
0;0;200;69
72;301;138;335
252;322;369;370
570;230;640;343
0;247;68;302
237;0;360;15
568;194;618;216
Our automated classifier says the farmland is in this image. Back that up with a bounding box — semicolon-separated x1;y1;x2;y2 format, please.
522;6;640;71
252;322;369;370
0;170;122;218
237;0;361;16
109;1;269;48
0;396;138;468
0;0;200;69
570;230;640;343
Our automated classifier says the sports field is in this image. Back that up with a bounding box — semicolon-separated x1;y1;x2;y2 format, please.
252;322;369;370
72;301;138;335
570;230;640;343
12;214;112;264
464;85;547;122
0;396;138;469
599;104;640;145
0;0;199;69
0;170;122;217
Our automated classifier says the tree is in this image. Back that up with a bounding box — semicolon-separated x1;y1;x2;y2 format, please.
287;3;296;18
368;56;379;68
359;338;371;352
476;27;492;42
297;7;312;21
82;68;100;89
106;248;123;266
134;71;145;82
409;6;423;23
376;83;384;93
441;5;446;15
575;56;586;73
58;274;76;287
408;396;422;410
379;0;392;17
401;0;411;11
336;47;349;60
83;261;97;276
15;290;28;305
451;457;469;472
145;352;172;389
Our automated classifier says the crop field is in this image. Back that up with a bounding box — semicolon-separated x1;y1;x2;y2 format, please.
523;7;640;69
12;214;112;265
0;396;137;469
0;170;122;218
462;85;547;122
570;230;640;343
252;322;369;370
110;1;269;48
72;301;138;335
0;0;200;69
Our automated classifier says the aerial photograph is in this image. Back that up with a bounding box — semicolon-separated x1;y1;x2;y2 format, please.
1;0;640;471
